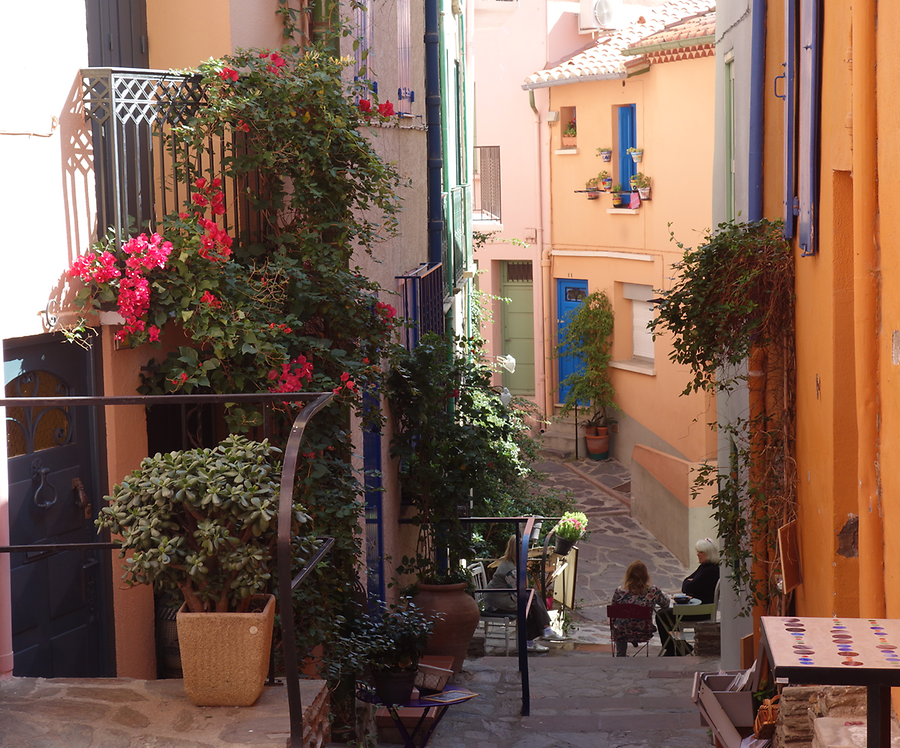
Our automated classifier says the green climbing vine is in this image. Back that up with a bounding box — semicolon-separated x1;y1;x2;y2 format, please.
650;218;795;615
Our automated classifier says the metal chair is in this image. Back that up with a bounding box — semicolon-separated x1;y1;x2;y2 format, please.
470;561;517;656
606;603;654;657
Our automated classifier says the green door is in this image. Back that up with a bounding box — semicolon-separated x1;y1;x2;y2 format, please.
499;261;535;395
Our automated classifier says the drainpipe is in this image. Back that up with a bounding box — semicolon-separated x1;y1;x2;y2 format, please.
852;0;883;617
746;0;766;647
425;0;444;267
748;0;767;220
529;91;553;418
0;339;11;679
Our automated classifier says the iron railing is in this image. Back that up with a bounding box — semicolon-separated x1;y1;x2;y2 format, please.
81;68;264;249
396;262;446;348
473;146;501;224
0;392;333;748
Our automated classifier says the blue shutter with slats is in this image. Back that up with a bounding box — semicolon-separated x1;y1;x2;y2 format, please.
781;0;797;238
797;0;821;256
618;104;636;191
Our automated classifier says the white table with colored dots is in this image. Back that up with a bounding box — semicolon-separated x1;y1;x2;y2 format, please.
761;616;900;748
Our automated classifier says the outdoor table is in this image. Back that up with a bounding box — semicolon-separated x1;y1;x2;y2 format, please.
760;616;900;748
356;684;478;748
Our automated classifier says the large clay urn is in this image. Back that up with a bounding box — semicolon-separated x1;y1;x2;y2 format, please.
413;582;480;673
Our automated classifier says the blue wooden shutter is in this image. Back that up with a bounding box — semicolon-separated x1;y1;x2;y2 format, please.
397;0;413;115
618;104;636;190
781;0;797;238
797;0;821;256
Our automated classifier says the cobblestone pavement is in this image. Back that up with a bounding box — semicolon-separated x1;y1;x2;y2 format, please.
0;454;716;748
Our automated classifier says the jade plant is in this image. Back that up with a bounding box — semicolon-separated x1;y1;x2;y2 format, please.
96;434;309;613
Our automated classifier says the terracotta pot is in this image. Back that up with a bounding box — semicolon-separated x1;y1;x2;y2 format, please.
176;594;275;707
561;135;577;147
585;427;610;461
413;582;480;673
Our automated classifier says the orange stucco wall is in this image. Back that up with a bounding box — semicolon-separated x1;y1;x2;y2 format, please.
547;55;717;467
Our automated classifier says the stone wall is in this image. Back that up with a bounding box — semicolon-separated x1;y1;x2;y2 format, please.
774;686;867;748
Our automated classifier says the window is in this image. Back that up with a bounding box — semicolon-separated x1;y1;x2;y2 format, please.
617;104;636;190
783;0;821;254
354;0;376;96
397;0;413;115
611;283;655;375
725;56;736;221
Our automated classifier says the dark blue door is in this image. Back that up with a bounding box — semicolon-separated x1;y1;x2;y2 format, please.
556;279;588;405
5;335;113;676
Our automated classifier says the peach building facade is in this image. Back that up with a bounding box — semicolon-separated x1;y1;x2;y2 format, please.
488;0;719;565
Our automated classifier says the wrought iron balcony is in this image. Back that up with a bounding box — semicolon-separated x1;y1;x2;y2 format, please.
81;68;262;249
473;145;501;226
396;263;446;348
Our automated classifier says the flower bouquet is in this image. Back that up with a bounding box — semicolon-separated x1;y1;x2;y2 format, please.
552;511;589;555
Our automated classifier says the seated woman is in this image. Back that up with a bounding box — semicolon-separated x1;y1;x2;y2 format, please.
485;535;561;653
656;537;720;656
610;560;670;657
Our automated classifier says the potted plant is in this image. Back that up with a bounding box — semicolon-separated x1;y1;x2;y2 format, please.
551;511;590;556
627;146;644;163
610;184;625;208
96;434;301;706
597;171;613;192
597;146;613;162
556;290;617;460
342;602;435;705
387;334;487;671
562;119;577;146
585;176;601;200
632;172;651;199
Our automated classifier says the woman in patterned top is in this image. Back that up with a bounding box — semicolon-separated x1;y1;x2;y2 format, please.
610;560;670;657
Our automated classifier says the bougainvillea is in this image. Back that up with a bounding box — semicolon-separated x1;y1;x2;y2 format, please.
65;45;406;697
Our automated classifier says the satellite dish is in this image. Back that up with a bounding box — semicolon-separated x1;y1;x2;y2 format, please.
593;0;617;28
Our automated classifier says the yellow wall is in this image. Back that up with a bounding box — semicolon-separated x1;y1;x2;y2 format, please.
547;54;717;466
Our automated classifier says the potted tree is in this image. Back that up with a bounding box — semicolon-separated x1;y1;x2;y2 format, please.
596;146;613;162
342;602;435;705
632;172;651;199
585;176;601;200
556;290;617;460
627;146;644;163
96;434;304;706
387;334;485;671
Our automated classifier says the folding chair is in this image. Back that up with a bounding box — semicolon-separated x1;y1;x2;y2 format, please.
606;603;654;657
470;562;517;656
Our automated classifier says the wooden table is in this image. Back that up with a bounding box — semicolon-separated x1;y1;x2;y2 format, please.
761;616;900;748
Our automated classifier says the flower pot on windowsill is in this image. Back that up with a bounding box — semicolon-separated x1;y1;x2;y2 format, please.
561;136;577;147
611;192;625;208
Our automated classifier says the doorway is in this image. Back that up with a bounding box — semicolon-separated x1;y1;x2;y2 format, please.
556;279;588;405
499;261;535;396
5;335;113;676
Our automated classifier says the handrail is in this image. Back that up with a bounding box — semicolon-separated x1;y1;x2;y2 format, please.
0;391;334;748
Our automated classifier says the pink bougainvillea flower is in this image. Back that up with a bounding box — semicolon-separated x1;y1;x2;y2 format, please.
378;101;395;117
358;99;372;113
194;177;207;188
148;325;160;342
219;67;239;82
200;290;222;308
191;192;209;207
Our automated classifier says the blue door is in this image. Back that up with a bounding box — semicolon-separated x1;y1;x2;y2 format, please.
556;279;588;405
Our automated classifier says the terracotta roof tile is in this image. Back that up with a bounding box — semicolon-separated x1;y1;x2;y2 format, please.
523;0;715;88
627;9;716;50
